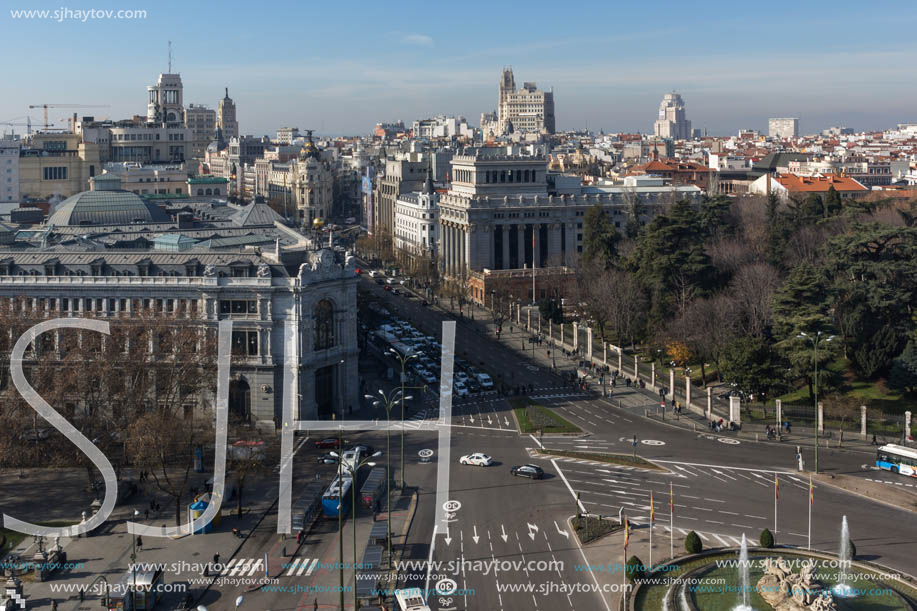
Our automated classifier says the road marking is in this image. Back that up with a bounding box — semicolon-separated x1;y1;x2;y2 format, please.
706;520;725;525
654;460;795;474
711;468;737;481
713;534;729;546
732;524;754;529
553;459;587;514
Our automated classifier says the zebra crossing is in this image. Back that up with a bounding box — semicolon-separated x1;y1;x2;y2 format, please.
283;557;320;577
215;557;264;577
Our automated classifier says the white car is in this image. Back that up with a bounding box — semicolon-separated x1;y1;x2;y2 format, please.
454;372;469;384
453;381;469;397
420;371;437;385
459;453;493;467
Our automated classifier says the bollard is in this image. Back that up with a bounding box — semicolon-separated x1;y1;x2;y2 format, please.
693;423;696;432
756;433;759;443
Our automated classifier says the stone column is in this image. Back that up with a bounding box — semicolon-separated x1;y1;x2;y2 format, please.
560;323;564;345
685;374;692;407
442;223;450;275
634;354;639;380
651;363;656;388
533;223;541;268
817;402;824;433
526;308;531;330
548;223;562;264
517;224;526;269
669;369;675;402
775;399;782;429
502;225;510;270
586;327;593;361
463;227;471;273
537;313;542;334
860;406;867;440
906;411;913;440
548;320;552;340
729;396;741;425
603;342;608;366
706;387;713;419
617;347;623;372
572;322;578;350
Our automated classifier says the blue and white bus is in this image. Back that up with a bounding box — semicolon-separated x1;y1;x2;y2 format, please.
876;444;917;477
321;476;353;519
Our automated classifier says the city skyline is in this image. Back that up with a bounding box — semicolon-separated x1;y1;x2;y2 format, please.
3;0;917;137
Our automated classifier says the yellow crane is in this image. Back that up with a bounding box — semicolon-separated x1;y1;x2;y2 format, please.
28;104;110;130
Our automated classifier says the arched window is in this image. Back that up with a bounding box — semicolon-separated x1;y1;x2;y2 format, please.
314;299;335;350
524;169;530;182
205;188;213;196
197;188;204;195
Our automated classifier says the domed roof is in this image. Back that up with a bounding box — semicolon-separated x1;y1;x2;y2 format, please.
207;127;227;153
299;129;320;161
48;190;173;226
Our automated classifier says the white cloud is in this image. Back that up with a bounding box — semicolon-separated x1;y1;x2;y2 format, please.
400;33;433;47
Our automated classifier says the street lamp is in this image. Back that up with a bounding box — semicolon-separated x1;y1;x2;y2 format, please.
388;349;427;490
130;509;139;611
331;449;382;611
797;331;835;473
365;388;410;566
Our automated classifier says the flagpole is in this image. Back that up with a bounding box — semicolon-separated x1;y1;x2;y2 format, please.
774;474;778;534
808;475;813;551
649;492;653;569
669;483;674;560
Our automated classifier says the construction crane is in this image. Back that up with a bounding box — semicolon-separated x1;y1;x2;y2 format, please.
28;104;110;130
0;118;36;136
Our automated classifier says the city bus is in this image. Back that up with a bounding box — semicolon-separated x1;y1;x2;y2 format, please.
875;444;917;477
321;475;353;518
394;588;432;611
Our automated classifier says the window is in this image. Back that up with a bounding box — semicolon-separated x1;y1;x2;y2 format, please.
43;167;68;180
313;299;335;350
220;300;257;316
231;330;259;356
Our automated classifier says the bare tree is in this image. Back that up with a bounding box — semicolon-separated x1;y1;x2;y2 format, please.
228;428;278;518
729;263;781;337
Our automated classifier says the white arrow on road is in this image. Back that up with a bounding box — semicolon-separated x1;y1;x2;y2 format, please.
469;415;475;423
527;522;539;541
472;526;480;544
487;415;492;425
444;526;452;546
500;524;508;543
555;520;569;539
504;416;510;427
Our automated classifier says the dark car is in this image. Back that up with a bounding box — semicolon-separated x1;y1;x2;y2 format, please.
421;300;429;306
510;464;544;479
314;438;340;449
384;285;392;292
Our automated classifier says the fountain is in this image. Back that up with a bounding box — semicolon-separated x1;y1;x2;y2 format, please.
833;516;853;598
734;534;754;611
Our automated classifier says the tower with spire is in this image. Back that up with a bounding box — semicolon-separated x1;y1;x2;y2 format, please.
218;88;238;139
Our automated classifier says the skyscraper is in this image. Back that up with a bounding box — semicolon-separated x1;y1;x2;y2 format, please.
218;88;238;139
653;92;692;140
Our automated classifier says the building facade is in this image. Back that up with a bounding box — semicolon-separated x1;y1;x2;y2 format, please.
437;148;701;280
1;135;20;203
186;104;217;158
495;68;555;136
18;132;102;199
653;92;692;140
394;172;438;261
218;88;239;139
373;154;427;237
768;118;799;140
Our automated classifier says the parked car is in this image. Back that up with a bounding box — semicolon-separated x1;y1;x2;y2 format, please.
420;371;437;385
384;285;392;292
460;453;493;467
476;373;494;390
421;300;429;306
351;444;375;456
375;278;385;285
510;464;544;479
453;381;469;397
314;438;340;449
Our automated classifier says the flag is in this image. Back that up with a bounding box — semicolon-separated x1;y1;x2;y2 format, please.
650;491;655;523
623;517;629;549
775;474;779;500
809;476;814;505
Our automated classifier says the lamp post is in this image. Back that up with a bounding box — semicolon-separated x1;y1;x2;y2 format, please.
797;331;834;473
365;388;412;567
388;349;426;490
331;450;382;611
130;509;139;611
336;426;343;611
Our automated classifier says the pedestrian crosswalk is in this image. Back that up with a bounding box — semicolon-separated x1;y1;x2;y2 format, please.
216;557;264;577
283;557;320;577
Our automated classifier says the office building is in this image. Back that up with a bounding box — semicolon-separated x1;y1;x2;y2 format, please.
494;68;555;136
394;170;438;262
769;118;799;139
186;104;217;158
653;92;692;140
218;88;239;139
1;135;21;203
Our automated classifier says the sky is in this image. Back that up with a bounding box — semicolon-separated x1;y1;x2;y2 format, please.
2;0;916;138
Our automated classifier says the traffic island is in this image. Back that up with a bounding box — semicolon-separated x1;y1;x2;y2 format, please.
510;397;582;434
571;515;624;545
535;449;663;471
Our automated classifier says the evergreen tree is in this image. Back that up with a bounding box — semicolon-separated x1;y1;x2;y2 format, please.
582;204;619;268
719;336;786;399
764;192;790;269
888;341;917;394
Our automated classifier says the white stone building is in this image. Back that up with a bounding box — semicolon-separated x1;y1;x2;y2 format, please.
394;172;438;260
653;92;692;140
768;118;799;139
493;68;555;136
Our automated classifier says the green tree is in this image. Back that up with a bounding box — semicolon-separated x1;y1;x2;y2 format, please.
625;555;645;581
582;204;619;268
764;192;791;270
698;195;733;237
719;336;786;399
538;298;564;325
824;186;842;217
685;531;702;554
888;342;917;394
760;528;775;548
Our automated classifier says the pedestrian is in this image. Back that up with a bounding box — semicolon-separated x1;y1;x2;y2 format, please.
135;535;143;551
51;601;58;611
871;433;878;446
787;421;792;434
314;599;319;611
144;509;149;521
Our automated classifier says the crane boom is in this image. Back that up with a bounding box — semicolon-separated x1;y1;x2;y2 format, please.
28;104;110;130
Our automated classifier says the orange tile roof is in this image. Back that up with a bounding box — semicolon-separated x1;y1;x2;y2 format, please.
773;173;868;193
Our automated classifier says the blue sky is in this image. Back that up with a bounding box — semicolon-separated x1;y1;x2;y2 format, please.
2;0;916;137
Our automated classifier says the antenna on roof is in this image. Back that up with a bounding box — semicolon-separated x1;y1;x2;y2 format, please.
168;40;172;73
